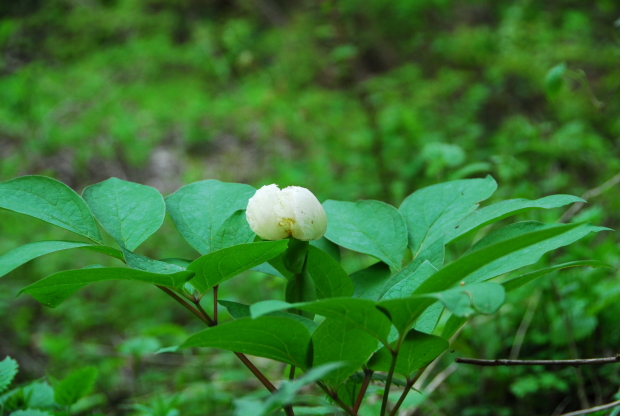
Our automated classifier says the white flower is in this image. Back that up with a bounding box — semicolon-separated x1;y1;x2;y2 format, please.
246;184;328;241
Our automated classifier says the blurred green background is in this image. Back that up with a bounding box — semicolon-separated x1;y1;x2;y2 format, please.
0;0;618;415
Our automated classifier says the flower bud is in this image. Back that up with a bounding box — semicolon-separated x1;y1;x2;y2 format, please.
246;184;328;241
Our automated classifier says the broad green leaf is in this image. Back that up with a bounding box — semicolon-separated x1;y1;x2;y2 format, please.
159;258;192;268
467;222;609;283
378;283;505;334
378;222;603;334
187;241;288;294
285;265;317;319
0;176;102;243
444;259;613;341
234;363;343;416
0;241;123;279
21;267;194;307
379;239;444;300
306;245;354;299
251;298;392;346
446;195;584;243
413;302;444;334
166;180;256;255
380;261;438;301
351;262;392;300
323;200;407;269
219;300;319;334
54;367;98;406
83;178;165;250
400;176;497;255
369;331;449;377
428;282;505;317
0;357;18;393
503;260;615;292
311;318;379;387
310;237;341;262
441;315;468;340
182;317;311;369
417;222;605;293
123;249;186;275
212;210;255;252
251;262;285;278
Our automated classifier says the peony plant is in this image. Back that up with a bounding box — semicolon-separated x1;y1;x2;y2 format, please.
0;175;614;416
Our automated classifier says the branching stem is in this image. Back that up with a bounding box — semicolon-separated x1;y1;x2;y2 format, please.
456;356;620;367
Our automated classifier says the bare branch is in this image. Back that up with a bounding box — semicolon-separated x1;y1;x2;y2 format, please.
559;399;620;416
455;355;620;367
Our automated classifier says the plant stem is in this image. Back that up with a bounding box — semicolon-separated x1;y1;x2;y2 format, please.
316;382;357;416
353;369;373;413
158;286;283;398
456;355;620;367
388;378;414;416
289;365;296;380
380;350;399;416
158;286;214;326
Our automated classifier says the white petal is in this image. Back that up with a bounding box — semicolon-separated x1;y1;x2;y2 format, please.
279;186;328;241
246;184;289;240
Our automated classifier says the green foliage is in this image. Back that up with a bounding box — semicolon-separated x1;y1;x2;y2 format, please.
0;357;18;393
0;1;618;413
166;180;256;255
1;173;615;415
324;200;408;268
83;178;165;251
0;176;102;243
54;367;98;406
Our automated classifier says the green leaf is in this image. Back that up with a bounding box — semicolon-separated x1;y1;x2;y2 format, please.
234;363;343;416
0;357;18;393
0;381;55;410
251;262;285;278
467;222;609;283
54;367;98;406
0;176;102;243
380;261;438;301
187;241;289;295
82;178;165;250
378;222;603;334
220;300;319;334
369;331;449;377
503;260;616;292
378;283;505;334
123;249;186;275
159;258;192;268
310;237;341;262
251;298;392;346
212;210;256;252
545;62;566;97
446;195;584;243
166;180;256;255
311;319;379;387
182;317;311;369
351;262;392;300
305;245;354;299
0;241;123;279
413;302;444;334
428;282;506;317
400;176;497;255
420;222;606;292
323;200;408;269
20;267;194;307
